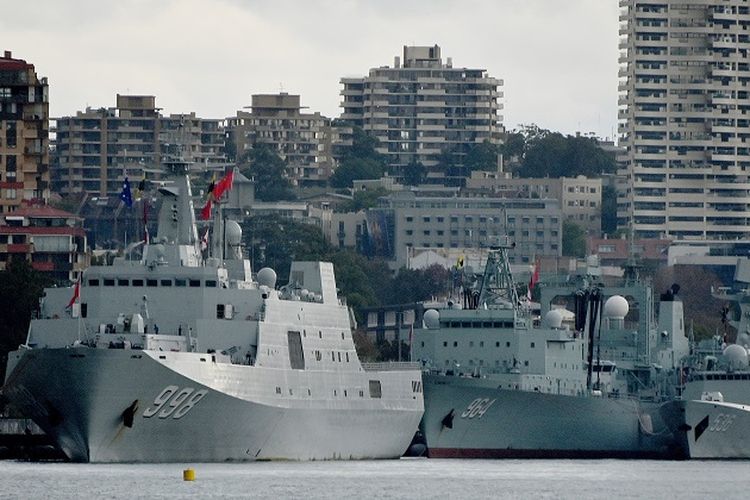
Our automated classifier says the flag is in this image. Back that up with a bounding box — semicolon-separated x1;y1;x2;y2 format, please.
120;177;133;208
200;228;209;251
213;170;234;200
67;276;81;309
201;199;212;220
456;255;465;269
527;259;540;300
135;176;146;200
206;173;216;200
142;199;150;244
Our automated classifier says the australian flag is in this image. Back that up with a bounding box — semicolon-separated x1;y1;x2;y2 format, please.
120;177;133;208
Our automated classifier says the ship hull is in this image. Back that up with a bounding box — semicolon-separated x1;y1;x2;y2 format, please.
422;375;688;459
3;348;422;462
686;399;750;459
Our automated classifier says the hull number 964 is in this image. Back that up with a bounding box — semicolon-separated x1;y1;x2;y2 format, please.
143;385;208;420
461;398;496;419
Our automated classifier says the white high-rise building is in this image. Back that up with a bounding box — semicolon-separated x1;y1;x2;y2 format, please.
341;45;503;185
618;1;750;239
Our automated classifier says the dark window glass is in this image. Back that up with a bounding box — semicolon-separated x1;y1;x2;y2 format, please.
146;279;157;287
103;279;115;286
132;279;144;286
174;279;186;287
205;280;217;288
88;279;99;286
160;279;172;287
189;279;201;287
117;279;129;286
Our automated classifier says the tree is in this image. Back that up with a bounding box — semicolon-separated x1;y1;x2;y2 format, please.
330;127;387;188
562;221;586;258
0;260;52;375
464;140;499;173
402;160;427;186
519;132;617;179
330;157;384;188
336;188;388;213
601;185;618;236
239;144;295;201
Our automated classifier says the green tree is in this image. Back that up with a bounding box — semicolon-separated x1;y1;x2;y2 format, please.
601;185;618;236
562;221;586;258
239;144;295;201
464;140;499;173
519;132;616;179
330;127;387;188
402;160;427;186
336;188;388;213
0;260;52;375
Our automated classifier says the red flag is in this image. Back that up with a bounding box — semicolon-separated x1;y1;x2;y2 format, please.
213;170;234;200
201;199;212;220
67;276;81;308
527;260;540;300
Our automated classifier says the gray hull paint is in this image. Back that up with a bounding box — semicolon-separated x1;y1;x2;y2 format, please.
3;349;422;462
686;400;750;459
422;375;688;459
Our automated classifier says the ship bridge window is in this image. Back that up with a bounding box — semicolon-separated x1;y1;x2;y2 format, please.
189;279;200;287
88;279;99;286
482;322;492;328
496;341;500;347
443;341;448;347
531;342;535;348
453;341;458;347
132;279;144;286
160;279;172;287
369;380;382;398
461;322;471;328
175;279;186;287
146;279;157;287
205;280;217;288
216;304;225;319
117;279;129;286
103;279;115;286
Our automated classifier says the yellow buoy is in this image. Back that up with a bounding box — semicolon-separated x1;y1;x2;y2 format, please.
183;468;195;481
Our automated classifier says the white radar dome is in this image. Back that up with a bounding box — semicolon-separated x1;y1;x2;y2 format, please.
737;332;750;348
604;295;629;319
544;309;564;329
225;220;242;247
257;267;277;289
423;309;440;329
724;344;749;370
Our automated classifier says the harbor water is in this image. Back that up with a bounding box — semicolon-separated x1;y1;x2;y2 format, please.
1;459;749;499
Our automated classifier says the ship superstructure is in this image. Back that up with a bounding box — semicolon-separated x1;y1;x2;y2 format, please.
2;160;423;462
413;242;689;459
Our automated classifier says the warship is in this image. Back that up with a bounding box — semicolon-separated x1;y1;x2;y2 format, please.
1;161;423;462
412;240;690;459
679;258;750;458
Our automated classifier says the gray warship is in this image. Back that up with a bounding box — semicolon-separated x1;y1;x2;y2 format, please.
413;241;690;459
679;258;750;458
2;161;423;462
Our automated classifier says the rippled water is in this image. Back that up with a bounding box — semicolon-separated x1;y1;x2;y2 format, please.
2;459;749;499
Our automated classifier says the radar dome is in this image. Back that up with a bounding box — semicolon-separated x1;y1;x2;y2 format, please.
724;344;749;370
257;267;277;288
737;332;750;348
604;295;629;319
225;220;242;247
544;309;564;328
423;309;440;329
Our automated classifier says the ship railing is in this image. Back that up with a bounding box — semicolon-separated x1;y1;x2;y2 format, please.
361;361;421;372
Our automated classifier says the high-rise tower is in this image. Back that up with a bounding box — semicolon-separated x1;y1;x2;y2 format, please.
618;1;750;239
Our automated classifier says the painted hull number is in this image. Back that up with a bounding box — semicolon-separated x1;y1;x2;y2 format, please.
461;398;496;419
143;385;208;419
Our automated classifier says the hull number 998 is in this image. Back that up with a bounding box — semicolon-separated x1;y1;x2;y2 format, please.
461;398;496;419
143;385;208;419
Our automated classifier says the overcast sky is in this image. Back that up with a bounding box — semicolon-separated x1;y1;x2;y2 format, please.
2;0;620;139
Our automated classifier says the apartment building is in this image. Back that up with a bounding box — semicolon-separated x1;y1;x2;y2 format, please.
227;93;348;187
618;1;750;239
340;45;503;184
0;51;49;213
467;172;603;235
383;191;562;268
0;204;87;283
53;94;227;197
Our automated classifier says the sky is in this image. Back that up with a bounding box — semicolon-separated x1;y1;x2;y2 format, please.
1;0;621;140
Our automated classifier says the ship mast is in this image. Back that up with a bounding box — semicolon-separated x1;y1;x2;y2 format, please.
477;236;521;311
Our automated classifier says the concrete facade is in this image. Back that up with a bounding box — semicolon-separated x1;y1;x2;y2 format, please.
0;51;50;213
53;95;227;197
384;191;562;267
618;1;750;239
0;204;87;283
466;172;603;235
340;45;503;184
227;93;350;187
